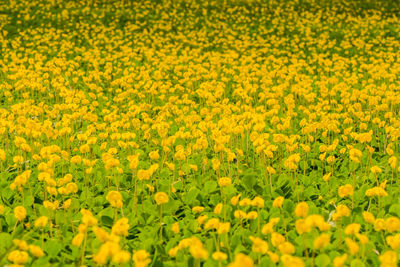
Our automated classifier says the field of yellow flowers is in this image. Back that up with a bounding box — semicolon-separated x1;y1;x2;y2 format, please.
1;0;400;266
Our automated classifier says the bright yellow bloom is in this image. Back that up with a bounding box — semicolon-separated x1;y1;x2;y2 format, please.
273;196;284;208
132;250;151;266
338;184;354;198
313;233;330;250
8;250;29;265
14;206;27;221
171;222;180;234
106;190;123;208
218;177;232;187
295;202;309;217
34;216;48;227
154;192;169;205
212;251;227;261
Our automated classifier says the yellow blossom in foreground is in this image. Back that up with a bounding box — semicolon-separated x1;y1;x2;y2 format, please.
8;250;29;265
338;184;354;198
295;202;309;217
379;250;397;267
273;196;284;208
132;250;151;267
154;192;169;205
14;206;27;221
227;253;254;267
106;190;123;208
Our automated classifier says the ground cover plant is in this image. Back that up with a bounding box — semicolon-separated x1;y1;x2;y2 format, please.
1;0;400;266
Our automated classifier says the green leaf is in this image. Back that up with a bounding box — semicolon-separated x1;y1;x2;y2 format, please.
389;204;400;216
185;187;200;205
0;232;12;253
242;174;256;191
283;198;295;213
44;240;62;257
315;253;330;267
101;215;114;227
204;180;217;194
350;259;365;267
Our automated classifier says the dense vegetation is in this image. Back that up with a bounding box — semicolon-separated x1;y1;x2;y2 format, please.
1;0;400;266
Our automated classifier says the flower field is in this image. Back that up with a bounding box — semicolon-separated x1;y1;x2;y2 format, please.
1;0;400;266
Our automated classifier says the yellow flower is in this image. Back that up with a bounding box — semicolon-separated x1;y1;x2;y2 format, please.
137;169;151;180
192;206;205;213
371;165;382;174
168;246;179;257
271;232;285;247
72;233;85;247
356;234;369;245
8;250;29;265
239;198;252;206
218;177;231;187
132;250;151;266
305;214;325;228
29;245;44;257
278;241;295;254
13;239;28;251
197;215;208;225
345;238;359;255
281;255;305;267
379;250;397;266
214;203;223;214
322;172;332;182
106;190;123;208
344;223;361;235
249;236;268;254
246;211;258;220
313;233;330;250
154;192;169;205
273;196;284;208
261;217;280;234
189;245;208;260
93;226;111;243
171;222;180;234
212;158;220;171
212;251;227;261
149;150;160;160
338;184;354;198
0;149;5;161
128;154;140;170
336;204;351;217
111;218;129;236
295;219;311;234
234;210;247;219
217;222;230;234
112;250;131;264
70;155;82;164
14;206;27;221
63;199;72;210
251;196;265;208
295;202;309;217
387;234;400;250
227;253;254;267
333;254;347;267
385;217;400;233
374;218;386;231
266;166;276;174
349;148;362;163
34;216;48;227
362;211;375;224
260;250;274;264
389;156;398;169
204;218;220;230
230;194;241;205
